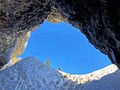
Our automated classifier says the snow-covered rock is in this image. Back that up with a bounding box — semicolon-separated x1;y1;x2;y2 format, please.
0;56;120;90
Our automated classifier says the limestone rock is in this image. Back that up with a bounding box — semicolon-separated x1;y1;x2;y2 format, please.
0;56;120;90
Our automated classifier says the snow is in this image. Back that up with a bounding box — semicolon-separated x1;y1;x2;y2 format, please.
0;56;120;90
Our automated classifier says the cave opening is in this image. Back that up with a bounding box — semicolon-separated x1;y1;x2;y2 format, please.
20;21;111;74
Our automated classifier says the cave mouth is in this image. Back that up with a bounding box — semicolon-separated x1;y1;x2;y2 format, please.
20;21;111;74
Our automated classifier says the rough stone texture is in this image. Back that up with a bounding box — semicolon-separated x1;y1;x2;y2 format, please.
46;6;68;23
54;0;120;67
0;0;53;67
0;0;120;68
0;0;53;35
0;1;120;89
0;31;31;68
0;56;120;90
11;31;31;64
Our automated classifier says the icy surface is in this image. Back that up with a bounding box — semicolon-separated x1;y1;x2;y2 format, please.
0;56;120;90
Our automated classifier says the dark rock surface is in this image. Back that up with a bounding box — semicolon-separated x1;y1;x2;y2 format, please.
0;0;53;67
0;0;120;68
0;0;53;35
54;0;120;67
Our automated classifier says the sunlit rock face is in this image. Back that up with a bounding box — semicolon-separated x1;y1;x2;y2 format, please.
10;31;31;64
0;31;31;68
46;6;68;23
54;0;120;67
0;56;120;90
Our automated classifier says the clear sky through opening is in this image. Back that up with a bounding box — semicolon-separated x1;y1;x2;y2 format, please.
20;21;111;74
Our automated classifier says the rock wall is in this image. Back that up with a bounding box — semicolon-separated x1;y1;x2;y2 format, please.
54;0;120;67
0;0;53;35
0;0;53;67
0;1;120;89
10;31;31;64
0;31;31;68
0;0;120;68
0;56;120;90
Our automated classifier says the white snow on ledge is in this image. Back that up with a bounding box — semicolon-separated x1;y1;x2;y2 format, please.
0;56;120;90
59;64;118;84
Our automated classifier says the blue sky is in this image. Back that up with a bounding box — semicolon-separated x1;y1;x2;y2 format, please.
20;21;111;74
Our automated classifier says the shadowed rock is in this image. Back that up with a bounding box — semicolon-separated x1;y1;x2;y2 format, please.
0;0;53;67
0;57;6;68
0;0;53;35
0;56;119;90
0;31;31;68
0;0;120;68
54;0;120;67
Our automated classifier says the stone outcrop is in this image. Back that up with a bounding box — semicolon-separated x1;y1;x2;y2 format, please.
0;56;120;90
0;0;120;68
